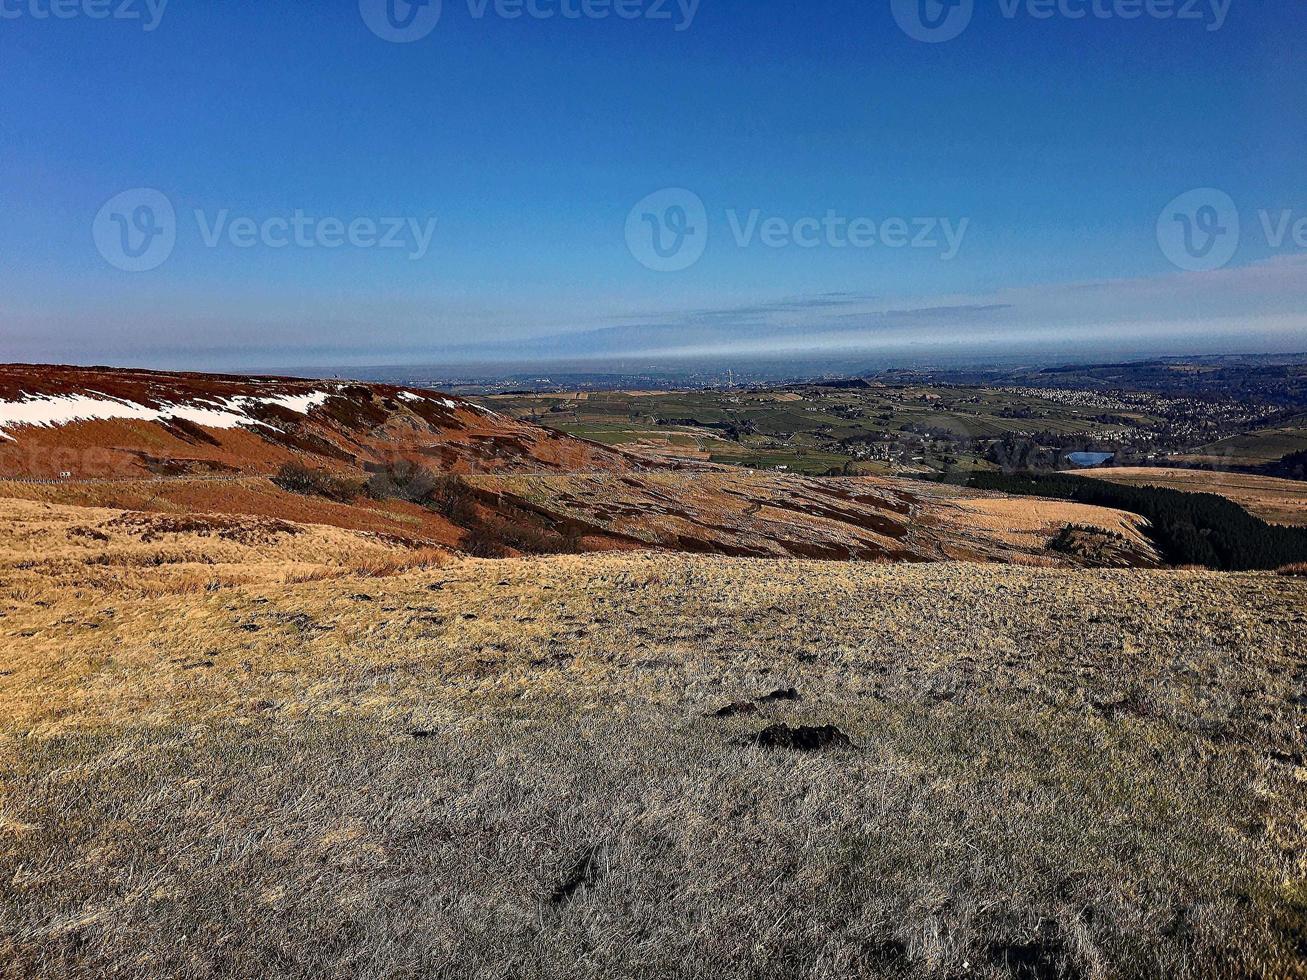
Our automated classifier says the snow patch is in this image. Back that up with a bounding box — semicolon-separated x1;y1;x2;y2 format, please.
261;391;332;415
0;389;334;441
168;401;259;430
0;394;160;442
397;391;461;410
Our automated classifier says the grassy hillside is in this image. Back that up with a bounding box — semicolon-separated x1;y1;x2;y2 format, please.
0;468;1163;567
1081;467;1307;527
1189;422;1307;467
927;472;1307;571
0;503;1304;979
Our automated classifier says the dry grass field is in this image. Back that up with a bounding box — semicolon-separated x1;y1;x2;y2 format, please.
1081;468;1307;527
0;496;1304;979
0;470;1162;567
460;472;1158;565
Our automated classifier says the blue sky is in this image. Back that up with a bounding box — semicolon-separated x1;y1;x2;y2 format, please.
1;0;1304;370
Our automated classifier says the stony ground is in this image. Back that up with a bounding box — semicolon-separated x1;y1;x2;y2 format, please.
0;504;1304;979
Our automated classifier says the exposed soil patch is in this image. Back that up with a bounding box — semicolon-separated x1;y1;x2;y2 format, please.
988;926;1077;980
66;525;109;543
753;724;852;752
711;702;758;718
106;512;301;546
550;845;605;906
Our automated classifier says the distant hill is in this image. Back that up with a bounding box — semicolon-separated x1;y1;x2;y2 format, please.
0;364;1161;567
0;364;646;480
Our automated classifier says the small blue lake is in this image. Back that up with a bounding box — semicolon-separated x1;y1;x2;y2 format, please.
1066;452;1115;468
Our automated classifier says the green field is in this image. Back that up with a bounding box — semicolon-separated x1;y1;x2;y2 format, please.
485;385;1168;476
1191;423;1307;466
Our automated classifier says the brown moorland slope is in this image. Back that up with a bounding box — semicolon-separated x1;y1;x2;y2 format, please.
0;472;1160;567
461;471;1159;564
0;365;1160;566
0;363;643;480
0;508;1302;978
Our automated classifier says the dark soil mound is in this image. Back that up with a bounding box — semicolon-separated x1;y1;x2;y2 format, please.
754;724;851;752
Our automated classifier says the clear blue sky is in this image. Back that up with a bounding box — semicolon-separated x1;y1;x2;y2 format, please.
2;0;1304;369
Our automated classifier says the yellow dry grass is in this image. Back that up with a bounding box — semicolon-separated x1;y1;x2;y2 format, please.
1081;467;1307;526
0;492;1189;735
937;494;1152;551
0;493;1304;978
0;495;452;607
